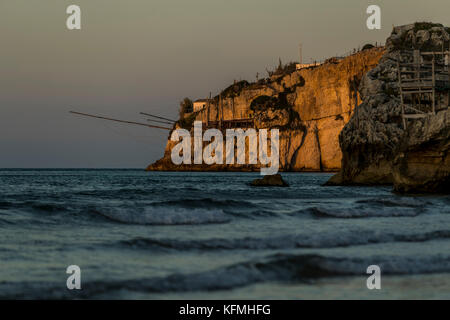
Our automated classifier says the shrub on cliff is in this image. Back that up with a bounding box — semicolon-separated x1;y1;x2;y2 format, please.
177;112;196;130
179;98;193;118
362;43;375;51
220;80;250;98
266;58;297;77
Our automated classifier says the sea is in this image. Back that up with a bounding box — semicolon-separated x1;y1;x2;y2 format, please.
0;169;449;299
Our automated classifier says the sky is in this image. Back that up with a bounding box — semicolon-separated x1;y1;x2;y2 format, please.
0;0;449;168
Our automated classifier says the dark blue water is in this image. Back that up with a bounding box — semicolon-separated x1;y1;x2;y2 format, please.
0;169;449;299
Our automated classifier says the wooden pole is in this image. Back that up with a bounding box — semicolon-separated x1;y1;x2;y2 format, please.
206;93;211;127
397;61;407;130
146;119;174;125
299;43;302;65
201;102;204;123
432;55;436;114
139;112;175;123
231;96;235;119
70;111;171;130
414;50;420;82
447;44;450;107
415;50;419;112
219;93;223;129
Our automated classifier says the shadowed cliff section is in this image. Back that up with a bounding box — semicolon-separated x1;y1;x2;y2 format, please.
327;22;450;194
148;47;385;172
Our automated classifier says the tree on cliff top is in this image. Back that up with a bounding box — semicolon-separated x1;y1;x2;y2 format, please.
179;98;193;118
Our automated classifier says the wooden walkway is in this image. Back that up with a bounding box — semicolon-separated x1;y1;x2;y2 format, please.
204;119;255;130
397;49;450;129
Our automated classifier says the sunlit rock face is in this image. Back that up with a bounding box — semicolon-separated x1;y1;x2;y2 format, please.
148;47;385;172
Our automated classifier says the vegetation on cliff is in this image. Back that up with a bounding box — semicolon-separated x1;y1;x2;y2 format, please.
179;97;193;118
266;58;298;77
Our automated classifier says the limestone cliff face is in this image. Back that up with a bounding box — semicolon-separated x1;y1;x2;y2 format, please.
148;48;384;172
327;23;450;193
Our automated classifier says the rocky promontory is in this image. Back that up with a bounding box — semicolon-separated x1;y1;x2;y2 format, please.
327;23;450;193
148;47;384;172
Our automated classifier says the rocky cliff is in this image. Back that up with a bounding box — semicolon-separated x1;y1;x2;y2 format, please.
327;23;450;193
148;47;384;172
392;109;450;193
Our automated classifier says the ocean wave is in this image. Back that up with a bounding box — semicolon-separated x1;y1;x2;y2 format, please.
0;201;13;209
119;230;450;251
90;207;231;226
3;253;450;299
30;203;70;213
76;188;155;198
355;197;430;208
0;201;72;216
0;200;233;226
149;198;256;209
307;206;421;218
0;217;15;226
222;209;282;219
0;195;434;222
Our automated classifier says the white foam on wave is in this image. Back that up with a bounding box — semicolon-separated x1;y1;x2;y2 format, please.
93;206;231;225
121;229;450;250
356;197;429;207
310;206;420;218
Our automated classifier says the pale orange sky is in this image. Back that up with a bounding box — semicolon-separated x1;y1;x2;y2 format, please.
0;0;449;167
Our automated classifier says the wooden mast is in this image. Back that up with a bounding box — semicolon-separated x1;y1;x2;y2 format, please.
397;60;407;130
432;54;436;114
219;93;222;129
70;111;171;130
206;92;211;127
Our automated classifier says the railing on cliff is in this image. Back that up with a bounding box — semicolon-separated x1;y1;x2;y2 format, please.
397;48;450;129
297;43;385;70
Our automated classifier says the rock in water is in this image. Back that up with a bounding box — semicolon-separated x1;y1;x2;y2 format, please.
326;22;450;194
250;174;289;187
